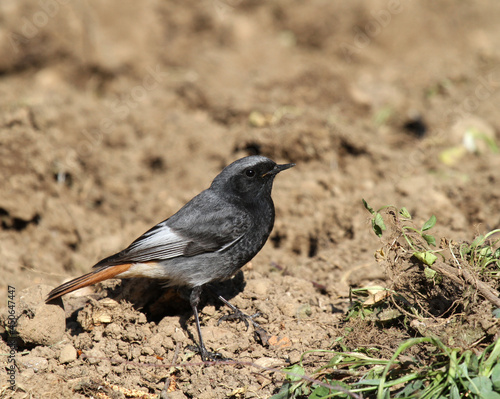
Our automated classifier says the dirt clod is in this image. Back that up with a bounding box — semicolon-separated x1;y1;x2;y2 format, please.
1;285;65;347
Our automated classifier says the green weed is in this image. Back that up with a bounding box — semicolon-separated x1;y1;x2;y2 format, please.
363;200;438;266
271;337;500;398
459;229;500;275
270;202;500;399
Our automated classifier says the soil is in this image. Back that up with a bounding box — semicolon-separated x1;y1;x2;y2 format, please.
1;1;500;398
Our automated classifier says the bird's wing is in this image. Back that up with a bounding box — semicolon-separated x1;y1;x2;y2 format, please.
93;192;250;268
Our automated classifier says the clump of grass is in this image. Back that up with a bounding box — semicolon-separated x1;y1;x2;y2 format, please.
271;337;500;398
459;229;500;275
270;201;500;398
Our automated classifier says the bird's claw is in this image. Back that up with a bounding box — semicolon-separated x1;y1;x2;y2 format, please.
253;325;271;346
217;310;258;329
188;344;228;362
214;293;271;347
217;310;262;331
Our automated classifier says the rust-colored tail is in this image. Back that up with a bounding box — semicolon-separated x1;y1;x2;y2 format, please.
46;263;131;302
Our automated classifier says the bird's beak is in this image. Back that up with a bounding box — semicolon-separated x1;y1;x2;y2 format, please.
262;162;295;177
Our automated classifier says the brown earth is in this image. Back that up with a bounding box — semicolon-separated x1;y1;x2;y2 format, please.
1;1;500;398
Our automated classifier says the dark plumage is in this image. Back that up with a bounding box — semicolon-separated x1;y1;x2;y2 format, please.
46;155;294;359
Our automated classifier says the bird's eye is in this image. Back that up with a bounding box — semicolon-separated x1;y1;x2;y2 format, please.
245;169;256;177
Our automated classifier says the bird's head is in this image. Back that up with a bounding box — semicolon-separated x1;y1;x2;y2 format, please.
211;156;295;203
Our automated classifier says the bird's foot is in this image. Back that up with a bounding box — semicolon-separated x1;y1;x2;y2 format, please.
188;344;228;362
217;308;261;330
214;293;271;346
217;309;271;346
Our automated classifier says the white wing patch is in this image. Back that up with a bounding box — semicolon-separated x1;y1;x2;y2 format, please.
125;223;188;261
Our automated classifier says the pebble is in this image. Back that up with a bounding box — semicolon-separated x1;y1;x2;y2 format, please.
288;351;302;365
14;285;65;347
59;343;77;364
17;355;48;372
278;302;297;318
85;348;106;365
254;357;283;369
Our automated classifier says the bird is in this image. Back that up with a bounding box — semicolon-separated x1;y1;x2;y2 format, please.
46;155;294;360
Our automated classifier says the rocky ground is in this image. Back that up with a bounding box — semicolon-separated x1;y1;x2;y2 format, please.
1;1;500;398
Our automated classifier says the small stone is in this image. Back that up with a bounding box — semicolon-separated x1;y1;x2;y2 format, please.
1;285;66;347
296;303;312;319
268;335;292;349
278;302;296;318
254;357;284;369
201;305;216;316
288;351;302;365
249;110;269;127
171;327;187;343
93;328;103;342
104;322;122;338
138;312;147;324
95;312;112;324
18;355;48;372
59;343;77;364
99;298;119;308
85;348;106;365
117;341;129;357
141;346;154;356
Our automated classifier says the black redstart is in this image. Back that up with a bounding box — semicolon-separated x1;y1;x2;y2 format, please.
46;155;294;360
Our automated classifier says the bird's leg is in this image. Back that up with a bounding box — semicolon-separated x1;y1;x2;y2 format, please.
190;286;208;360
210;288;270;346
189;286;224;361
